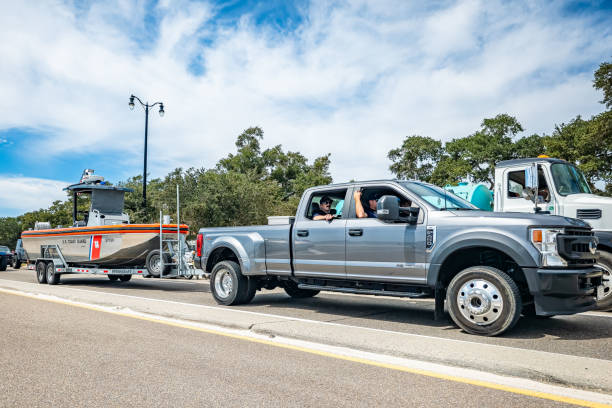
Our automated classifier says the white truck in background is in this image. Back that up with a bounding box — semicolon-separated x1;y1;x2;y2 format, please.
492;156;612;308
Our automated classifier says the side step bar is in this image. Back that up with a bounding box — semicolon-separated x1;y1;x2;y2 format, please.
297;283;429;298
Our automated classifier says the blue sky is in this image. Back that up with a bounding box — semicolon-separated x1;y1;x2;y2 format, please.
0;0;611;216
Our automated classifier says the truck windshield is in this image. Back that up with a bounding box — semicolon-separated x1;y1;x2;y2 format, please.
550;164;591;196
400;182;477;210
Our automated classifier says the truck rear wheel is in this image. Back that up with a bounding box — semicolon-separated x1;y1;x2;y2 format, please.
283;281;319;299
596;252;612;310
446;266;521;336
46;262;61;285
36;261;47;284
0;257;7;271
210;261;253;305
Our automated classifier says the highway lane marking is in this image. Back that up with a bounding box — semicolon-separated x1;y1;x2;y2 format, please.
0;288;610;408
0;278;610;365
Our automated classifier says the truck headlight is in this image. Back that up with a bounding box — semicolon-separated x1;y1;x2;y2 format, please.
530;228;567;267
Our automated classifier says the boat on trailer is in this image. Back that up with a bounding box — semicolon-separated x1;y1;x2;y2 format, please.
21;170;188;274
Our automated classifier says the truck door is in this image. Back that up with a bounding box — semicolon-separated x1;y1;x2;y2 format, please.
345;185;428;284
292;189;349;279
503;166;553;213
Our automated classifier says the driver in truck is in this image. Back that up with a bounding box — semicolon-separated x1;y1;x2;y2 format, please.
355;190;380;218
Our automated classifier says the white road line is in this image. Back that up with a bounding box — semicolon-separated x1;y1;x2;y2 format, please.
1;287;610;407
0;279;610;364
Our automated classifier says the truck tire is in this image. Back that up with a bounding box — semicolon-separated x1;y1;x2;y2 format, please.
283;280;319;299
210;261;252;305
596;251;612;310
36;261;47;284
446;266;522;336
46;262;61;285
119;274;132;282
0;257;7;271
12;259;21;269
146;250;171;277
108;275;119;281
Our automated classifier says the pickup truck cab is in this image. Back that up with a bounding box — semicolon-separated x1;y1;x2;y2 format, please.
196;180;603;336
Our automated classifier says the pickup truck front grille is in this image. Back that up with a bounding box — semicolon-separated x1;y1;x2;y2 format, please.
557;228;597;267
576;209;602;219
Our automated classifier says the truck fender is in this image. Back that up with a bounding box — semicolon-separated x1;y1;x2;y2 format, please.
207;233;266;276
427;231;539;287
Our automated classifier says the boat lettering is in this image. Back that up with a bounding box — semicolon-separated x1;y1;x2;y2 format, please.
61;239;88;244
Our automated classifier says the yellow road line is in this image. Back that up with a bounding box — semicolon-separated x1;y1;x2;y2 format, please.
1;289;609;408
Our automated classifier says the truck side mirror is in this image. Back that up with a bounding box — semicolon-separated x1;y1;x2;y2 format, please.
377;196;419;224
525;165;538;195
404;207;420;225
377;195;399;221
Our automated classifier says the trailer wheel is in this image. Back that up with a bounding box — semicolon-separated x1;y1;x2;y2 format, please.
46;262;61;285
36;261;47;284
146;250;171;277
283;280;319;298
210;261;252;305
119;274;132;282
596;252;612;310
446;266;521;336
108;275;119;281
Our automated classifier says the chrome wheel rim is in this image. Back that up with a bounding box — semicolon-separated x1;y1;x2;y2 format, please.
150;255;161;274
214;269;233;299
457;279;503;325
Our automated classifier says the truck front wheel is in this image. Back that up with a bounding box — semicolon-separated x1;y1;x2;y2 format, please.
596;251;612;310
210;261;255;306
446;266;521;336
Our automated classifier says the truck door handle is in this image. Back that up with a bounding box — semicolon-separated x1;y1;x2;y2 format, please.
348;229;363;236
297;230;309;237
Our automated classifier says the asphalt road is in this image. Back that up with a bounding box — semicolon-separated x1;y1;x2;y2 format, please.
1;267;609;361
0;289;577;408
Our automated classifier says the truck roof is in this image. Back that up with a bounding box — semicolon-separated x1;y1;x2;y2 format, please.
307;179;422;190
496;157;570;168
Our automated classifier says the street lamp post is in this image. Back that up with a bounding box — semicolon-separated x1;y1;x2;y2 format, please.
129;94;164;208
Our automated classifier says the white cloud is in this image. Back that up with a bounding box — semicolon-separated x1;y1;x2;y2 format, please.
0;0;609;191
0;176;70;215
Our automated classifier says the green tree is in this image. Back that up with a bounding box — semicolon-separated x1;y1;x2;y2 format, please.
543;112;612;190
594;60;612;109
445;114;525;188
388;135;443;182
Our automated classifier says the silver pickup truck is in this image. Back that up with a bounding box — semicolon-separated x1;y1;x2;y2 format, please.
195;180;603;336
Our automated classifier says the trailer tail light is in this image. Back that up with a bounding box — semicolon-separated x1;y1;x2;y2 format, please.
196;233;203;257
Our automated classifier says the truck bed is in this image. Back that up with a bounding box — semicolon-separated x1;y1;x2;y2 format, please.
200;224;293;276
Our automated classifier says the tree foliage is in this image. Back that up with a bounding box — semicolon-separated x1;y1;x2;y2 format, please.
389;114;542;188
594;60;612;109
